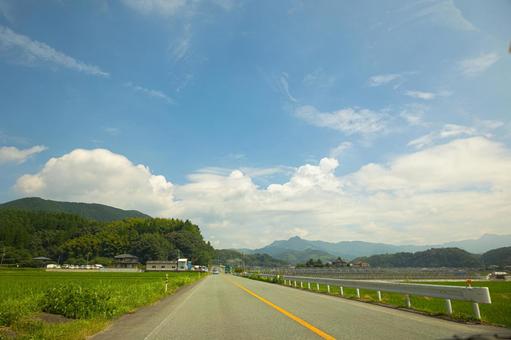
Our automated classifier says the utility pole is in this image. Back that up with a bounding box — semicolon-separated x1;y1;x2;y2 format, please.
0;246;5;265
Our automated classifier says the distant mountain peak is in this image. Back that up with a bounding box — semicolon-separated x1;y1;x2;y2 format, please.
253;233;511;263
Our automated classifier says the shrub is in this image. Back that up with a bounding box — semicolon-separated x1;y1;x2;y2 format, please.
41;284;115;319
0;299;33;326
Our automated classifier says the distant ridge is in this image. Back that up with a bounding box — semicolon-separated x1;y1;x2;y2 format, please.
252;234;511;263
0;197;150;222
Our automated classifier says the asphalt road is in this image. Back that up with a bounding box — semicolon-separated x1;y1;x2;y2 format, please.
93;274;505;340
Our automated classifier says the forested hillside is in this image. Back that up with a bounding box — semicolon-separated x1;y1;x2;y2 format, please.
214;249;287;267
0;209;214;266
0;197;150;222
481;247;511;267
354;248;482;268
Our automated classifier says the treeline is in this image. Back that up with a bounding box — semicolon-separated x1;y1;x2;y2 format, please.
0;209;214;266
214;249;287;267
355;247;511;268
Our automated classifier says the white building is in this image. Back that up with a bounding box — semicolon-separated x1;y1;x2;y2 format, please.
177;258;188;271
146;260;178;271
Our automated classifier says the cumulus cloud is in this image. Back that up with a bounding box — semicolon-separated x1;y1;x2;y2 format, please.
0;25;109;77
0;145;47;164
14;138;511;248
15;149;175;216
295;105;389;136
459;52;500;77
177;137;511;247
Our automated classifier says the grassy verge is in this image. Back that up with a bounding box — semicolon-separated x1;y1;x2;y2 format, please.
249;275;510;328
0;269;203;339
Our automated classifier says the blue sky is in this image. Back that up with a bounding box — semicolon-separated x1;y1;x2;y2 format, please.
0;0;510;248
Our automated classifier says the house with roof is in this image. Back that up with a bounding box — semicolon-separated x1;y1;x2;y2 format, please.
114;254;140;268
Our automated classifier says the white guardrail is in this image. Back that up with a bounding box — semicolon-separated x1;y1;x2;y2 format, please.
252;273;491;319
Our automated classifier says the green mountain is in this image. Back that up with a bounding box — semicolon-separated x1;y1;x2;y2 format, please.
481;247;511;267
0;197;150;222
214;249;286;267
0;209;214;266
254;234;511;261
354;248;482;268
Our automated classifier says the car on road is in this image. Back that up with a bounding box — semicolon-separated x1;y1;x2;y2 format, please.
212;269;220;275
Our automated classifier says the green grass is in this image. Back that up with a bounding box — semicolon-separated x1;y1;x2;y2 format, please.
0;269;203;339
259;277;511;328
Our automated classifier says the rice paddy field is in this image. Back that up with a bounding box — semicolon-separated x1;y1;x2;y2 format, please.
252;275;511;328
0;269;203;339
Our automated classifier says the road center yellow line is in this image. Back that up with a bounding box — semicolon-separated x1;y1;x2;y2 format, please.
229;279;336;340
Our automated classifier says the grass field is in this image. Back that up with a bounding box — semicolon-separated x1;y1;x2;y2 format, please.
0;269;203;339
253;276;511;328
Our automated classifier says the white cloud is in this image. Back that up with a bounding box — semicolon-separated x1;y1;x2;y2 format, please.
459;52;500;77
393;0;477;32
0;145;47;164
408;124;476;149
15;149;175;216
211;0;237;11
14;138;511;248
174;137;511;247
125;82;174;104
295;105;389;136
121;0;187;16
329;142;352;159
368;73;401;87
0;25;109;77
405;90;435;100
169;24;192;62
405;90;452;100
122;0;235;16
278;72;297;102
399;104;429;127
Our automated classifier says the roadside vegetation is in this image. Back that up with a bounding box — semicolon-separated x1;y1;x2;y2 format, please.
248;275;511;328
0;269;203;339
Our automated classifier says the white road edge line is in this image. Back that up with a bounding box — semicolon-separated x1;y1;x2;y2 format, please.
143;276;208;340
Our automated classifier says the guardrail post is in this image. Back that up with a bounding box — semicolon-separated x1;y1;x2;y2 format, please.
472;302;481;320
340;286;344;296
327;285;330;293
316;283;320;291
356;288;360;298
300;281;303;288
294;280;297;287
308;282;311;290
445;299;453;315
405;295;412;308
377;291;382;302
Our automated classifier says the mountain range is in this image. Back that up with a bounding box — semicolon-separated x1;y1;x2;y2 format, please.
245;234;511;264
0;197;150;222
